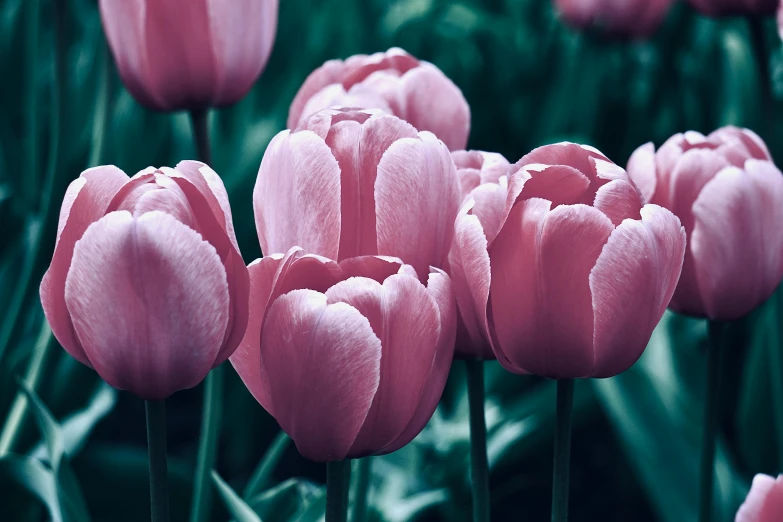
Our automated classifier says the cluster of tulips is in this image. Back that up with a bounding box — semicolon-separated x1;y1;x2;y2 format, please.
28;0;783;521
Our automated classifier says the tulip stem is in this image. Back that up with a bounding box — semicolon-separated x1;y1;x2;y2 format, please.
189;108;213;166
551;379;574;522
350;458;371;522
145;400;170;522
190;365;224;522
326;460;352;522
466;360;490;522
699;321;726;522
748;16;772;116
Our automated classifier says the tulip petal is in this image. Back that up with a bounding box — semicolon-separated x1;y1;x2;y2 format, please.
64;211;229;399
736;474;783;522
338;255;405;282
589;205;685;377
254;130;342;259
375;132;460;277
40;166;129;366
469;180;509;244
517;164;591;207
288;59;347;128
691;161;783;320
626;142;657;203
260;289;381;462
593;179;643;226
490;201;613;377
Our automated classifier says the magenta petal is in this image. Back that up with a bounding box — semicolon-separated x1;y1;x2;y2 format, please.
260;289;381;462
691;161;783;320
593;179;643;226
40;166;129;366
64;211;229;400
589;205;685;377
626;142;657;203
375;132;460;277
254;130;342;259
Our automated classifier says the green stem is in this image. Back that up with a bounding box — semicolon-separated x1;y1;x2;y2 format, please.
350;458;371;522
87;41;113;168
551;379;574;522
22;0;40;208
466;360;490;522
326;460;351;522
146;400;170;522
699;321;725;522
190;365;224;522
189;108;212;165
769;292;783;471
243;430;290;499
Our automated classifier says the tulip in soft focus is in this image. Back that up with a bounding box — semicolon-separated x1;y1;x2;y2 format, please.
555;0;675;38
230;247;456;462
627;126;783;321
99;0;279;111
688;0;777;16
484;143;685;378
736;474;783;522
255;107;461;279
287;48;470;151
40;162;249;400
448;150;510;359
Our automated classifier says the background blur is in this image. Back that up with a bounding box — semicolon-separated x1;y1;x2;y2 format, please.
1;0;782;520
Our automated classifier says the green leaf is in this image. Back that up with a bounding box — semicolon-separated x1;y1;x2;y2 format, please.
244;430;291;499
0;454;63;522
248;478;323;522
211;470;263;522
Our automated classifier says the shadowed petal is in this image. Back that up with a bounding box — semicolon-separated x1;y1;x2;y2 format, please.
626;142;657;203
593;179;643;226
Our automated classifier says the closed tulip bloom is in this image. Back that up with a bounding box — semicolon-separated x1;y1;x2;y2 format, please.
448;150;510;359
736;474;783;522
627;127;783;320
99;0;279;111
40;162;249;400
688;0;777;16
555;0;675;38
230;247;456;462
287;48;470;151
255;107;461;279
487;143;686;378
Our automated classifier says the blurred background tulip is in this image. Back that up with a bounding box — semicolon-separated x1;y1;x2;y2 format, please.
99;0;279;112
488;143;686;379
287;48;470;150
555;0;676;38
231;247;456;462
736;474;783;521
255;107;461;279
40;162;249;399
627;127;783;320
687;0;778;17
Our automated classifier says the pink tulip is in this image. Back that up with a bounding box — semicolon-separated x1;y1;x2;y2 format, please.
40;162;249;400
555;0;675;38
736;474;783;522
99;0;279;111
230;247;456;461
627;127;783;320
448;150;511;359
688;0;777;16
287;48;470;151
486;143;685;378
254;107;461;280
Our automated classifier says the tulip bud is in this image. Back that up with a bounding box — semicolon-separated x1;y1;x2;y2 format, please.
688;0;777;17
736;474;783;522
487;143;686;379
627;126;783;320
99;0;279;112
555;0;675;38
254;107;461;280
40;162;249;400
230;247;456;462
288;48;470;151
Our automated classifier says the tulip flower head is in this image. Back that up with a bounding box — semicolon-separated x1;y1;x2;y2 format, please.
688;0;777;16
230;247;456;462
254;107;461;280
736;474;783;522
555;0;675;38
627;127;783;320
40;162;249;400
486;143;686;379
288;48;470;151
99;0;279;111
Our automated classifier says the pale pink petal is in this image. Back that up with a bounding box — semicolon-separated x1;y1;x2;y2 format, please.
338;255;405;282
516;142;601;184
40;166;129;366
120;175;195;227
593;179;643;226
375;132;460;277
64;211;229;399
589;205;685;377
267;249;344;304
350;71;405;115
288;60;347;128
759;477;783;521
710;126;772;161
517;164;591;207
691;161;783;320
468;180;509;244
489;201;614;377
626;142;657;203
260;289;381;462
254;130;341;259
736;474;783;522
